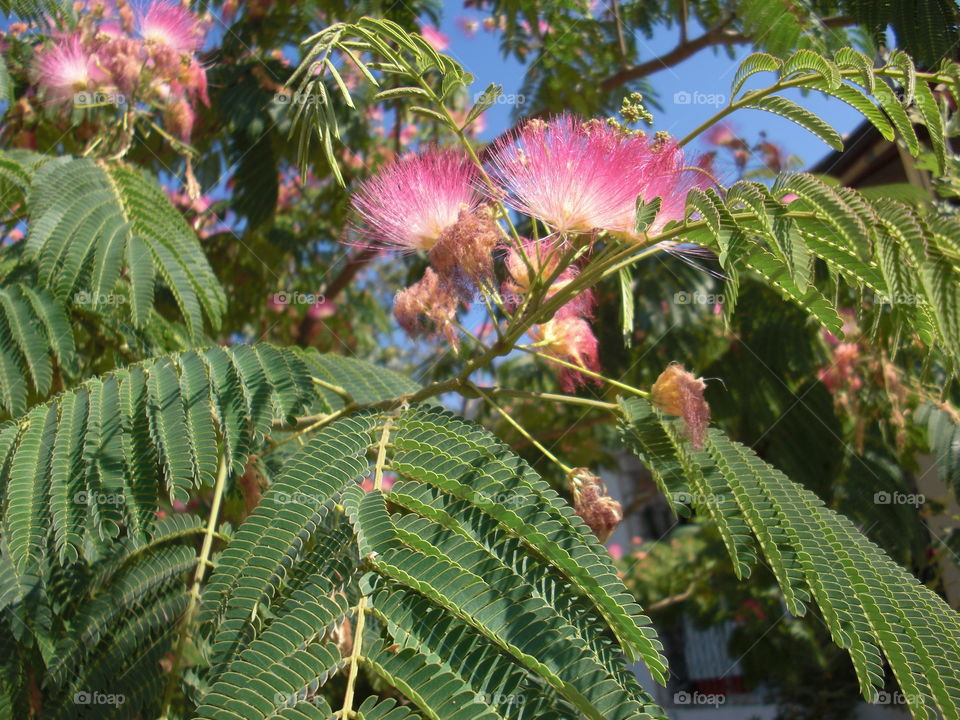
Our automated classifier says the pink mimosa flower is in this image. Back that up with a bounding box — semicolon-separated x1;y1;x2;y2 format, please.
351;148;480;252
99;35;143;96
180;60;209;105
139;0;204;53
641;139;716;234
488;116;646;234
163;96;195;141
32;35;109;108
488;116;713;237
393;267;460;347
419;24;449;51
502;239;593;319
530;316;601;391
307;298;335;320
704;123;739;147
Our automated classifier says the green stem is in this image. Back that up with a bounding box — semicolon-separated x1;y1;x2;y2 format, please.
466;386;619;411
158;450;230;720
468;383;573;473
678;65;954;147
515;345;651;399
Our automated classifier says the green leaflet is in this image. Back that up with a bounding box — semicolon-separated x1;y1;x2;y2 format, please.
0;284;76;414
619;396;960;719
676;175;960;371
0;344;315;578
195;406;670;720
4;152;226;338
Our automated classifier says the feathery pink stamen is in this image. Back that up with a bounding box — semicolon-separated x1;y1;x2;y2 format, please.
32;35;109;107
351;148;480;252
139;0;204;53
488;115;712;237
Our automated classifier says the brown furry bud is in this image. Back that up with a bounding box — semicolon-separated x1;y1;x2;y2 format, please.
393;268;460;347
651;363;710;450
429;206;498;296
568;468;622;542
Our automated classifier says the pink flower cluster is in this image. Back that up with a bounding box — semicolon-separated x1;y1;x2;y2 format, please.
349;115;709;390
489;116;712;236
351;148;498;347
30;0;209;141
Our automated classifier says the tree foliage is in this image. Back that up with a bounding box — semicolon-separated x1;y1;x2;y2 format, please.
0;1;959;719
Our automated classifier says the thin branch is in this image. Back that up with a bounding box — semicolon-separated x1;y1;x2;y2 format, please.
468;382;573;473
647;584;696;612
158;450;230;719
339;418;394;719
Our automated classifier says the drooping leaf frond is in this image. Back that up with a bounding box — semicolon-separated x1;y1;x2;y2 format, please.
673;176;960;368
288;17;475;182
0;283;76;416
620;396;960;720
0;152;226;337
0;344;315;575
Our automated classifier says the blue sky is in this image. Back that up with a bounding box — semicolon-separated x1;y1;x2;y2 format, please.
432;6;864;174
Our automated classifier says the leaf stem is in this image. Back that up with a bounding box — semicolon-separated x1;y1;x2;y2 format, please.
158;450;230;720
515;345;651;399
468;382;573;473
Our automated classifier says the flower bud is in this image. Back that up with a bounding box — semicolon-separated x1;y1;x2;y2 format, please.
651;363;710;450
568;468;622;542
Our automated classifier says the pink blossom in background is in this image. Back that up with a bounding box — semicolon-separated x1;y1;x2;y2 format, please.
138;0;204;53
456;17;479;37
351;148;479;252
529;316;601;391
32;35;108;107
163;96;195;141
608;543;624;560
308;298;335;320
399;124;418;146
98;35;143;96
419;24;449;51
393;267;461;347
181;60;210;106
704;123;740;147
